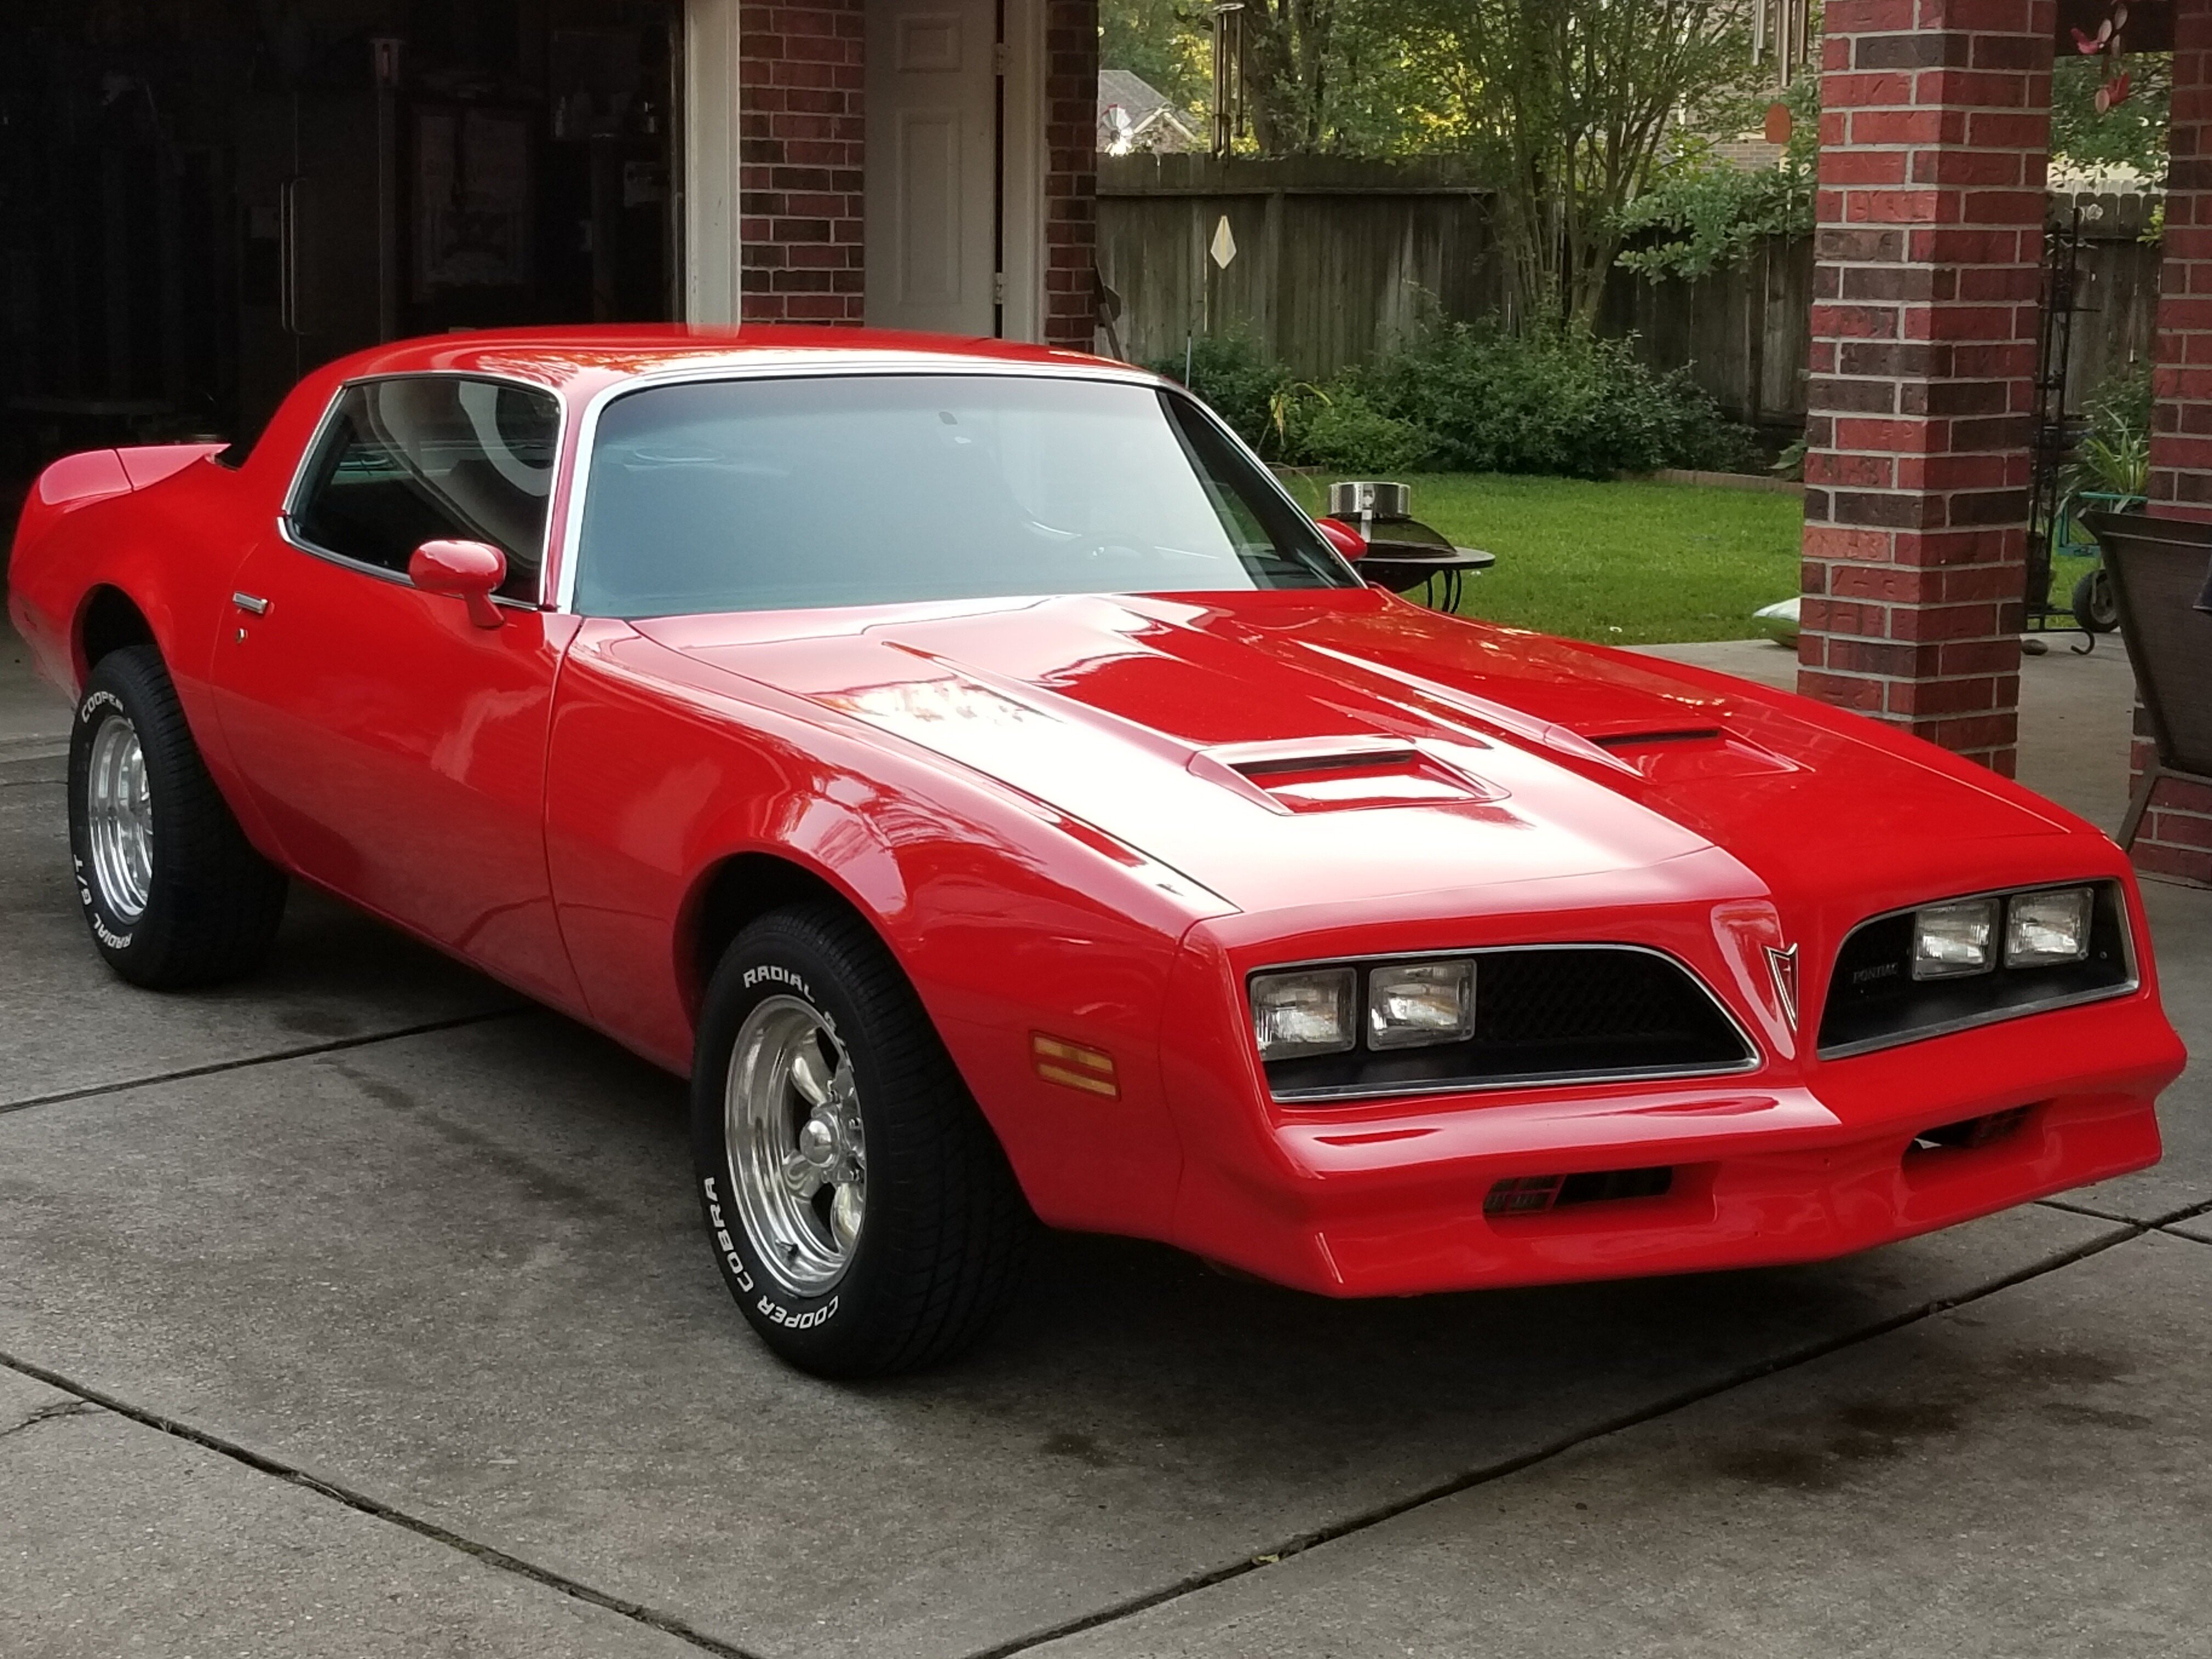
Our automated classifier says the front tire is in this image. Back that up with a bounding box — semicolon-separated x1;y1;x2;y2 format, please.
691;905;1033;1377
67;646;287;989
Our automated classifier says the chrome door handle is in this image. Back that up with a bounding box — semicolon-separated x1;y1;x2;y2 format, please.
232;592;270;616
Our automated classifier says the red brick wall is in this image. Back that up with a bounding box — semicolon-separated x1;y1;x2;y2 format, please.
739;1;866;324
1043;0;1101;350
2138;0;2212;883
732;1;1097;345
1797;0;2056;777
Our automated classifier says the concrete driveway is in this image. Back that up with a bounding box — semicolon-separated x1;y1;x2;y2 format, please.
3;625;2206;1659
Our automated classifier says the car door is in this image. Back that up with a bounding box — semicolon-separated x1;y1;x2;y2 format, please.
210;374;585;1012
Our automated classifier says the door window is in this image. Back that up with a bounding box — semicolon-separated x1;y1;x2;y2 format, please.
290;376;560;601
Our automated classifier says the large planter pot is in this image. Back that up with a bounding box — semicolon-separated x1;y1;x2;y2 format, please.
2080;510;2212;853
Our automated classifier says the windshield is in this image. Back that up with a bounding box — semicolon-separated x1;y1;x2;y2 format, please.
570;373;1356;617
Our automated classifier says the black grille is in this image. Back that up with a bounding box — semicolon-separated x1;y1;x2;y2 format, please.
1909;1107;2031;1155
1817;882;2135;1058
1264;946;1754;1103
1484;1166;1675;1217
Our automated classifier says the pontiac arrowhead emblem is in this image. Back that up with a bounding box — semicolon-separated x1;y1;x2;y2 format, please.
1764;944;1801;1032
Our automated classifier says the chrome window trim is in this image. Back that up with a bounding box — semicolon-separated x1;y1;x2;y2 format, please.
1814;878;2141;1061
279;369;568;608
1245;941;1764;1106
548;358;1360;616
272;515;537;612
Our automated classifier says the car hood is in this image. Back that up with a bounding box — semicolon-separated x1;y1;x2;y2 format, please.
633;589;2079;920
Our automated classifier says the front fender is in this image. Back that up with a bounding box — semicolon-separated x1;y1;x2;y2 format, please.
545;620;1217;1237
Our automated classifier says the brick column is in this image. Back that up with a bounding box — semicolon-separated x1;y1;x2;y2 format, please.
1798;0;2055;777
1043;0;1099;350
738;1;867;324
2136;0;2212;883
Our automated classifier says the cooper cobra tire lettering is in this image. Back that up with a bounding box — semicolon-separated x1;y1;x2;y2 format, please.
757;1295;837;1329
700;1180;754;1291
690;903;1031;1377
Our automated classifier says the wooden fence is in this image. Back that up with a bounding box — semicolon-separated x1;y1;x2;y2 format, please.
1097;157;2164;435
1095;154;1503;381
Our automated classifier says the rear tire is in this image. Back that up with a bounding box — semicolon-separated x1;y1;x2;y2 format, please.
690;904;1034;1378
67;645;287;989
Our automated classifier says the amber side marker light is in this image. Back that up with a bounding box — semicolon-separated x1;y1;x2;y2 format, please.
1032;1033;1120;1098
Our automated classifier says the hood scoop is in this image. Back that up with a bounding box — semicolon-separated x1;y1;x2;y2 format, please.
1590;726;1726;749
1585;725;1799;785
1198;737;1508;815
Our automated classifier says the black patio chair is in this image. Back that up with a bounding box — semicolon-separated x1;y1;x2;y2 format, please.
2081;510;2212;850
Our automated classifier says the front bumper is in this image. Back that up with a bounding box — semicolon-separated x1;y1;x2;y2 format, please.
1161;990;2181;1299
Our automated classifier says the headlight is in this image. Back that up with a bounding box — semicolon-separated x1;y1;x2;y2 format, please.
1250;967;1356;1060
1368;961;1476;1049
2006;887;2093;967
1911;899;1997;980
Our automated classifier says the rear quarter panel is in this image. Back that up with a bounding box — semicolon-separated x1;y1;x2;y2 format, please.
9;456;276;828
8;377;342;837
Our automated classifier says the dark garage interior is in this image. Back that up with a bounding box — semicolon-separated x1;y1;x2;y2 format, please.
0;0;681;495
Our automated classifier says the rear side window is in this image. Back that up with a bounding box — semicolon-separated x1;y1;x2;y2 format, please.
290;377;560;601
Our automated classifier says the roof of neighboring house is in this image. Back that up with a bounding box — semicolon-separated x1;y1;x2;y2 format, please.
1100;70;1175;122
1099;69;1203;154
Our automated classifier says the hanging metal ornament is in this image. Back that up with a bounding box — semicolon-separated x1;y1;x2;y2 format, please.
1210;2;1246;159
2070;2;2135;111
1751;0;1816;89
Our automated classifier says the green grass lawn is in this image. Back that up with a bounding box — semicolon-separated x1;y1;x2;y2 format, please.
1282;473;2103;646
1283;472;1805;646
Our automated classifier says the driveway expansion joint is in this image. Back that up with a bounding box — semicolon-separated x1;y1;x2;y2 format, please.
0;1007;532;1119
2038;1193;2212;1229
0;1346;769;1659
960;1214;2154;1659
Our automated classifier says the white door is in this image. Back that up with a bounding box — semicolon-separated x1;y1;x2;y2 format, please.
865;0;1000;337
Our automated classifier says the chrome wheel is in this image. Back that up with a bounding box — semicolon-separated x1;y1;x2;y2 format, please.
86;711;153;922
725;995;866;1296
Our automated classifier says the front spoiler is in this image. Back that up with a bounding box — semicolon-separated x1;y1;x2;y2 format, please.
1164;994;2182;1298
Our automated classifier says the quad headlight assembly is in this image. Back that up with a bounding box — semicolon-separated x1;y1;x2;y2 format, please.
1251;960;1479;1063
1822;881;2136;1058
1910;887;2095;981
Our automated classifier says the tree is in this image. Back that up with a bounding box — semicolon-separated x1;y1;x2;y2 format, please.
1614;73;1819;284
1235;1;1343;154
1098;0;1434;155
1391;0;1755;328
1101;0;1212;115
2050;49;2170;183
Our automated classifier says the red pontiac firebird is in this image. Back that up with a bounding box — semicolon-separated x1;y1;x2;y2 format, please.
8;328;2186;1376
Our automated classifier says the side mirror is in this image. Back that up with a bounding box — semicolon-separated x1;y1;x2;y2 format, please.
1314;516;1367;562
409;539;507;629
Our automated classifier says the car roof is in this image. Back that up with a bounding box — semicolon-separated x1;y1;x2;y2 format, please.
324;324;1132;394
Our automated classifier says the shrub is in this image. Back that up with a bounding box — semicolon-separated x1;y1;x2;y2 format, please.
1147;332;1289;453
1353;323;1757;479
2064;360;2152;499
1148;321;1755;479
1615;77;1820;283
1279;386;1434;473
